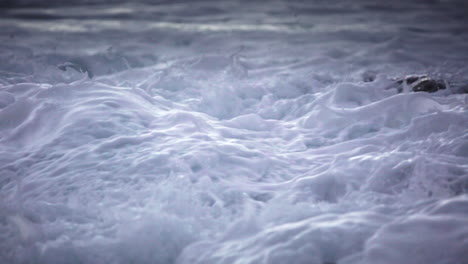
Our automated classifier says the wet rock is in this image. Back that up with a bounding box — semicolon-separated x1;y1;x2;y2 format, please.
394;75;446;93
411;77;445;93
58;61;93;78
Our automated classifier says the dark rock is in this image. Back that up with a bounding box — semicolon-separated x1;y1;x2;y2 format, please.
394;75;446;93
58;61;93;78
412;78;446;93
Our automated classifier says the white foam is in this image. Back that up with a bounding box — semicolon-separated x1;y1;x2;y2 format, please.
1;0;467;263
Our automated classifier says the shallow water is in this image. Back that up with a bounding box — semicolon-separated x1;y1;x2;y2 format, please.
1;1;468;263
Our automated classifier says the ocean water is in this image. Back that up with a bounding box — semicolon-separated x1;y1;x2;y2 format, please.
1;0;467;263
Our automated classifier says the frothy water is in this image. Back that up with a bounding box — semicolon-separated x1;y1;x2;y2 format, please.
1;1;467;263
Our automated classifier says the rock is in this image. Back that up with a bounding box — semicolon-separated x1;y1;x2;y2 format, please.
411;78;446;93
57;61;93;78
394;75;446;93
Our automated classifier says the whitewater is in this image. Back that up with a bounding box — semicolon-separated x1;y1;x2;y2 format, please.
0;0;467;263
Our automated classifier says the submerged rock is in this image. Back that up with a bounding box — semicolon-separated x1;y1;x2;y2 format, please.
57;61;93;78
55;48;143;79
